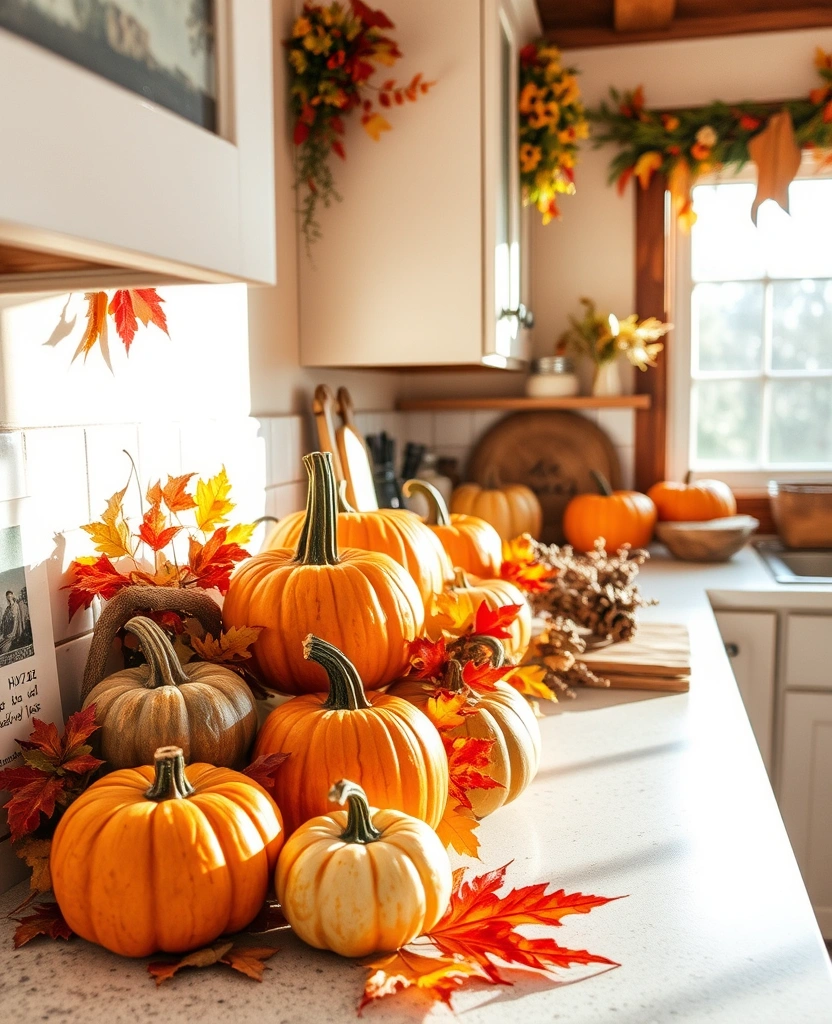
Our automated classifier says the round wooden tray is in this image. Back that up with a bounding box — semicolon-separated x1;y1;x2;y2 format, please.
466;411;622;543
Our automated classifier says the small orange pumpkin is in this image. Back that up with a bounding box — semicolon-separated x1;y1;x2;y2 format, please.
252;634;449;834
264;485;452;605
51;745;284;958
451;479;542;543
223;452;424;695
648;471;737;522
563;471;657;552
403;478;503;578
428;568;531;662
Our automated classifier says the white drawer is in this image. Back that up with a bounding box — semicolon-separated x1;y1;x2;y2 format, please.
784;615;832;691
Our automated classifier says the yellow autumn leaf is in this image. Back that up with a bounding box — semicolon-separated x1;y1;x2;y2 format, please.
424;691;472;731
436;801;481;858
191;626;263;664
634;150;663;189
226;522;257;546
362;113;392;142
195;466;234;533
81;484;133;559
430;592;475;636
504;664;558;702
502;534;535;563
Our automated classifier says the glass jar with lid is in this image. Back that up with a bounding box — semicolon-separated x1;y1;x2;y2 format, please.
525;356;580;398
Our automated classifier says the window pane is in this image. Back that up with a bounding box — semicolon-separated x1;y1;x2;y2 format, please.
694;379;762;464
691;183;766;281
759;180;832;279
769;379;832;464
771;279;832;371
693;282;764;371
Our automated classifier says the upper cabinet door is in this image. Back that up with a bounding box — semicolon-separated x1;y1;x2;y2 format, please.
0;0;276;289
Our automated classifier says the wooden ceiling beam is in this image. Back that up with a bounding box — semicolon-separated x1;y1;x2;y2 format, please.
614;0;676;32
547;6;832;48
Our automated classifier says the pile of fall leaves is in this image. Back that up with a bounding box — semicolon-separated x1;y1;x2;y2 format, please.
0;471;632;1010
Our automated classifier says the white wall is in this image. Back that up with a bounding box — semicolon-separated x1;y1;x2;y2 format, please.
531;27;832;357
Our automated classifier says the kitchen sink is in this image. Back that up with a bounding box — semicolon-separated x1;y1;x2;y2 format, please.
756;540;832;584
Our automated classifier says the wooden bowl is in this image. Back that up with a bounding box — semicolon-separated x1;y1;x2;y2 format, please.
656;516;760;563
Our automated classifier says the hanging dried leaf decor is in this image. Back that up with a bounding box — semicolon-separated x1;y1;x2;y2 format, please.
748;111;802;224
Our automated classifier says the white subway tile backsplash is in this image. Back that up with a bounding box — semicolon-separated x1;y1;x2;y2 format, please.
137;422;182;487
472;410;505;441
434;411;474;448
269;416;304;487
54;632;93;719
24;427;89;531
598;408;635;448
403;412;433;447
265;481;307;521
0;431;26;502
85;424;141;521
47;528;96;644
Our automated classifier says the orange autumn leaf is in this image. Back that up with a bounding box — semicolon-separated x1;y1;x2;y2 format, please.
65;553;133;619
360;948;488;1009
502;535;536;563
242;751;290;794
190;626;263;664
80;483;133;560
424;689;475;731
361;112;392;141
108;290;139;352
138;503;181;553
500;558;556;593
460;659;511;693
187;527;249;594
436;800;481;857
131;288;169;335
161;473;197;513
221;946;279;982
11;901;74;948
748;111;802;224
634;150;663;189
195;466;234;533
148;942;277;985
444;735;503;811
426;862;621;983
407;636;448;680
73;291;109;363
474;601;522;640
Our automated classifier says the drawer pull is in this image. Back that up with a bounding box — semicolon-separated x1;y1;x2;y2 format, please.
725;642;740;658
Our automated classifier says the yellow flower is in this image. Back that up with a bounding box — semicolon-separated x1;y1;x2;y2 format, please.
554;75;579;105
558;125;577;144
661;113;680;131
634;150;663;189
574;118;590;140
559;150;575;169
292;16;312;37
519;82;543;114
520;143;542;173
288;48;308;75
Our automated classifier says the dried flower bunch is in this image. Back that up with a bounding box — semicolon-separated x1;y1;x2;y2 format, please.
522;616;610;699
518;40;588;224
557;297;671;372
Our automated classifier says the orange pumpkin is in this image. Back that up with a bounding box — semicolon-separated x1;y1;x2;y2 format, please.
223;452;424;694
252;634;449;834
264;486;452;605
648;471;737;522
563;471;657;552
51;745;284;957
428;569;531;662
451;480;542;543
403;478;503;578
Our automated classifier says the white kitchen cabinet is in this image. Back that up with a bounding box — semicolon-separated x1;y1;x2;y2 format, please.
0;1;275;290
714;611;777;774
779;692;832;939
784;615;832;690
299;0;539;369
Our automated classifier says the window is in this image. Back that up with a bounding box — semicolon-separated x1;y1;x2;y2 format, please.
671;170;832;489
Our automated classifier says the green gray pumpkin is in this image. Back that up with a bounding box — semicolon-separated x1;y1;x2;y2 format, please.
83;615;257;769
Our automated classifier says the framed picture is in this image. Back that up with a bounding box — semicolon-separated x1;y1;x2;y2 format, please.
0;0;218;131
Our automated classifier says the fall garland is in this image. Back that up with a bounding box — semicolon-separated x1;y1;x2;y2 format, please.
590;47;832;227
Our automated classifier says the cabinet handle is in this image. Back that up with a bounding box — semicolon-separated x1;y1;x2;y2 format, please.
500;304;535;328
724;642;740;658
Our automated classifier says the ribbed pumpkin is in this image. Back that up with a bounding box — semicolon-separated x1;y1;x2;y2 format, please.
648;471;737;522
277;779;452;958
82;615;257;769
388;660;541;818
404;478;503;578
51;745;284;958
252;635;449;834
428;568;531;661
223;452;424;694
563;471;657;552
264;486;451;605
451;480;542;543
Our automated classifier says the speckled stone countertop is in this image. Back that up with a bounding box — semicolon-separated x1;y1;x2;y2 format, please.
1;546;831;1023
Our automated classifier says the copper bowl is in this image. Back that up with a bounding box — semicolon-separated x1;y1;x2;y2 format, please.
769;482;832;549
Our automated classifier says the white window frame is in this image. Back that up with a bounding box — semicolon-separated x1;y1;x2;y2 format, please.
669;157;832;494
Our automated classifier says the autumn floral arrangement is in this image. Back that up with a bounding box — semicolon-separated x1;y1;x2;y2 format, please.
0;454;627;1010
287;0;434;250
519;40;588;224
590;47;832;228
557;296;671;393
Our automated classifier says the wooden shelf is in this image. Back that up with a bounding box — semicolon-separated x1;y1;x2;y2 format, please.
396;395;652;412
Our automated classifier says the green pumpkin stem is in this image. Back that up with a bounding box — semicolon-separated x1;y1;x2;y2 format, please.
590;469;614;497
684;470;693;485
402;479;450;526
446;659;465;693
337;479;356;514
145;746;195;801
124;615;190;689
447;633;506;668
303;634;371;711
295;452;340;566
329;779;382;844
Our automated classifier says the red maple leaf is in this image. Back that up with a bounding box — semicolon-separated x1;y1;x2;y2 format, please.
243;752;290;797
461;659;511;693
131;288;169;336
187;527;249;593
138;503;181;552
444;735;503;811
500;559;556;594
351;0;394;30
64;554;131;620
12;901;74;948
407;636;448;680
474;601;522;640
108;290;139;352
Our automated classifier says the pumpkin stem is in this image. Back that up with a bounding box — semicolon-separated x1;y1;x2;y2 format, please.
447;633;506;668
337;479;356;514
145;746;195;801
684;470;693;485
124;615;190;689
295;452;340;566
329;779;382;844
453;567;470;589
304;634;371;711
446;659;465;693
402;479;451;526
590;469;614;497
